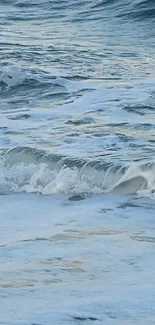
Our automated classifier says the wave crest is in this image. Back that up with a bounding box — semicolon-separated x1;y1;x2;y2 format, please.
0;65;90;92
0;147;155;198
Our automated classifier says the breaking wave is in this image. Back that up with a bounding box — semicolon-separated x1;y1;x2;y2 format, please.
1;147;155;198
0;65;92;92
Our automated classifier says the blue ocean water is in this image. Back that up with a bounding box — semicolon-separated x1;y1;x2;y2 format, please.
0;1;155;324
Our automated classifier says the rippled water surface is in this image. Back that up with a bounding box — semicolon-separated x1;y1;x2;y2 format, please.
0;1;155;324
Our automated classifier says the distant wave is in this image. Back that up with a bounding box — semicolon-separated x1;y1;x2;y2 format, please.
3;0;155;22
116;0;155;21
90;0;155;21
0;146;155;198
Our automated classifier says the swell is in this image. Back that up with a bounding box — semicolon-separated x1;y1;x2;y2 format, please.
0;146;155;197
2;0;155;22
91;0;155;21
116;0;155;21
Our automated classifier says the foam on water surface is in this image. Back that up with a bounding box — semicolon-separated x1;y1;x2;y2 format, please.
0;147;155;198
1;0;155;323
0;193;155;324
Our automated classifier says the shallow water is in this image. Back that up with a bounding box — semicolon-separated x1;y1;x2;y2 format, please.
1;193;155;324
0;0;155;324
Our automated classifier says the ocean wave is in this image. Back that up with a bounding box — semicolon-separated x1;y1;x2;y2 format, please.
86;0;155;22
3;0;155;23
0;65;92;92
115;0;155;21
0;147;155;198
3;0;155;22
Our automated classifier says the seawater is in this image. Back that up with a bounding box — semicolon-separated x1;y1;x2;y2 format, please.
0;1;155;324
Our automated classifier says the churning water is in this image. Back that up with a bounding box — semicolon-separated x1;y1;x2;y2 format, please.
0;1;155;324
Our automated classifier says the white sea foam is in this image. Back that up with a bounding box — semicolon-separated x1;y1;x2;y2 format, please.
0;65;95;92
0;149;155;198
